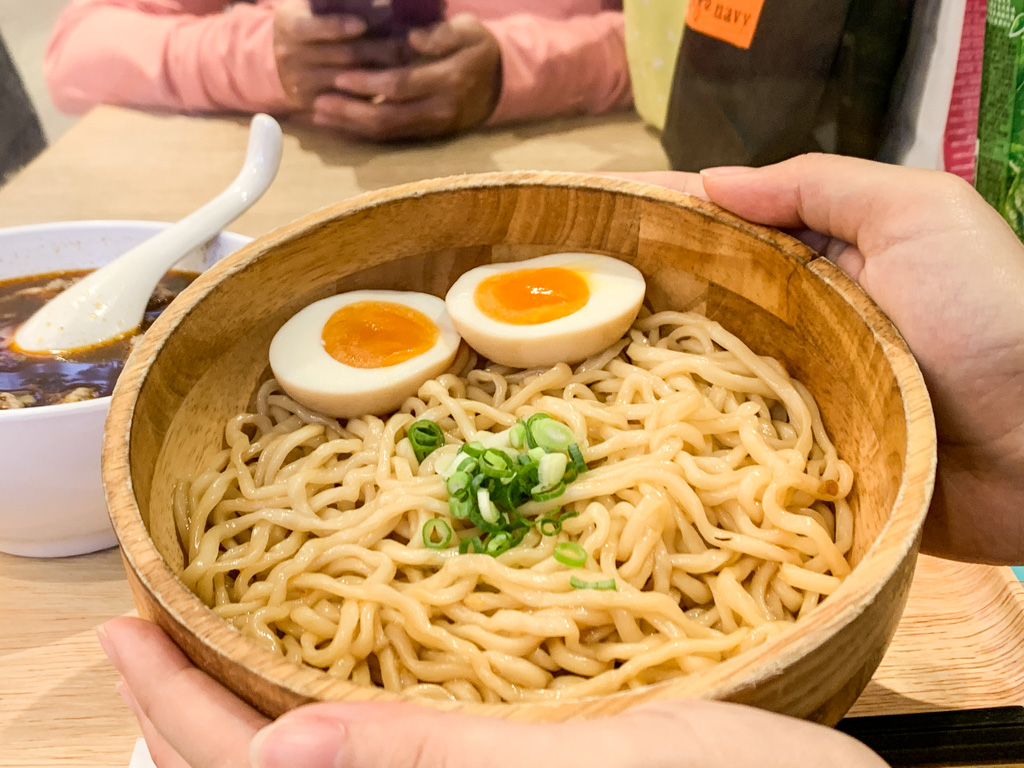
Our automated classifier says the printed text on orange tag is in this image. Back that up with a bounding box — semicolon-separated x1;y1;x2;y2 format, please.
685;0;765;50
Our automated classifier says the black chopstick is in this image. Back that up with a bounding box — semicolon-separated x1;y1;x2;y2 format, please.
836;706;1024;766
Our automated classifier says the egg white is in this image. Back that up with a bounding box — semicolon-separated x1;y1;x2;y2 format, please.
269;290;460;418
445;253;646;368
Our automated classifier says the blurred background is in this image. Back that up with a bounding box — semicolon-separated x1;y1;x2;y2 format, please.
0;0;76;142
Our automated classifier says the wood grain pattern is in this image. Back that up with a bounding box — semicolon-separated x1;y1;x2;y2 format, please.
103;171;936;725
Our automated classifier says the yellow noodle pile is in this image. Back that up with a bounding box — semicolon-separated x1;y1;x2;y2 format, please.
177;310;853;703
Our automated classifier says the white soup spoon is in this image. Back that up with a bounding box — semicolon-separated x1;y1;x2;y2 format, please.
14;113;283;354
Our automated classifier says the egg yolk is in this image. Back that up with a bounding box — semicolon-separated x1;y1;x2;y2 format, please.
473;267;589;325
322;301;439;369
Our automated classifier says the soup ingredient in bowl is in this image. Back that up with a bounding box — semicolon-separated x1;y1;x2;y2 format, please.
269;290;462;418
179;309;854;704
444;252;646;368
0;269;197;408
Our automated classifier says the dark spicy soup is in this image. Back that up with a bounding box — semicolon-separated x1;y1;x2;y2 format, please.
0;269;198;409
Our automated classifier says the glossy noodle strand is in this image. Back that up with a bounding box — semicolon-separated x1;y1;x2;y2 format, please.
177;310;854;703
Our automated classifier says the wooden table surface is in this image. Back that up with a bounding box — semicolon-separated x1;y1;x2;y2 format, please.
1;106;1023;768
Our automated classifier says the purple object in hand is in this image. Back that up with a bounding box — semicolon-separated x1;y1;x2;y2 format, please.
309;0;446;36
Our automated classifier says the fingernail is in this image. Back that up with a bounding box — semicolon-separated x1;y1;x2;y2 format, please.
340;16;366;35
116;678;139;715
96;624;122;673
700;165;754;177
250;719;347;768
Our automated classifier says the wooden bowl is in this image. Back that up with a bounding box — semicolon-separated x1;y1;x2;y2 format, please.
103;171;935;725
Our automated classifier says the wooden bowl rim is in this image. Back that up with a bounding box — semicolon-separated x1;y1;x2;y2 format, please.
103;170;937;718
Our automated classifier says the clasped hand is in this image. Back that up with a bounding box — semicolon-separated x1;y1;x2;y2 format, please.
274;0;501;140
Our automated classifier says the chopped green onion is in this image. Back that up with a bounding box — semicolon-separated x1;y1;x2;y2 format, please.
568;443;587;474
459;536;484;554
480;448;514;479
449;496;473;519
509;423;526;449
477;488;499;524
532;482;566;502
447;471;472;498
422;518;452;549
408;420;445;463
523;413;553;449
531;419;575;452
570;576;617;591
443;451;473;479
527;446;547;463
436;413;586;560
485;531;514;556
462;441;485;458
539;508;576;536
539;517;562;536
536;452;568;491
554;541;587;568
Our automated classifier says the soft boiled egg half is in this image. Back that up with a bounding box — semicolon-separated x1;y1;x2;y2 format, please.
445;253;646;369
269;290;461;418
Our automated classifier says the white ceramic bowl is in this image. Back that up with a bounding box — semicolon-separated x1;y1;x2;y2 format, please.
0;221;251;558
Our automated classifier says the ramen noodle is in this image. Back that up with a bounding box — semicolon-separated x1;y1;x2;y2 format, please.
177;310;854;703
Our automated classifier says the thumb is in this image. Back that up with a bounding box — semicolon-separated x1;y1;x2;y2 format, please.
248;699;887;768
698;153;1010;258
408;13;483;58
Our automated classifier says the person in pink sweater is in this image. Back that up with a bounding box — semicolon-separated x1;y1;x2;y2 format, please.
45;0;631;141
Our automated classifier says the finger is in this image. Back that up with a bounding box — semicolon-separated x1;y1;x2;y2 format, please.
117;681;192;768
98;617;270;768
305;37;412;68
249;699;888;768
313;92;454;140
602;170;708;200
408;16;473;58
333;58;454;104
698;153;1009;256
282;12;366;42
280;67;347;105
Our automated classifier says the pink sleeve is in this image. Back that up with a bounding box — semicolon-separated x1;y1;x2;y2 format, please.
482;11;632;126
45;0;293;116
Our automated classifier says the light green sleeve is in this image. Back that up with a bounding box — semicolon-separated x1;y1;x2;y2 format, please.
623;0;689;130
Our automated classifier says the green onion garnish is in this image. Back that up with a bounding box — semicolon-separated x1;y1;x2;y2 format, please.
570;576;617;591
523;413;552;449
462;441;485;458
532;483;566;503
535;452;568;491
531;418;575;452
539;516;562;536
449;495;473;520
408;420;445;463
480;448;514;479
433;413;590;560
422;518;452;549
459;536;484;554
447;470;472;497
509;423;526;449
485;531;514;556
568;443;587;475
554;541;587;568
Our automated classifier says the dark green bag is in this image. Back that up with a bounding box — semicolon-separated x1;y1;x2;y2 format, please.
0;33;46;184
661;0;915;171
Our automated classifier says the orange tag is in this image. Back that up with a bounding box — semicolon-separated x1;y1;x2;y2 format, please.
685;0;765;50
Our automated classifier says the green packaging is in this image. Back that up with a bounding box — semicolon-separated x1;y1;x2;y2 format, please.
976;0;1024;237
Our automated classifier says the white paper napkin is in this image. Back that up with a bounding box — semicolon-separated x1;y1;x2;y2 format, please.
129;738;157;768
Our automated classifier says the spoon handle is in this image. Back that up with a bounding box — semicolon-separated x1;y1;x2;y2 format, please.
14;114;282;353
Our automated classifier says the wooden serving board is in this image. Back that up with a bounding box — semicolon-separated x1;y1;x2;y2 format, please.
849;554;1024;717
